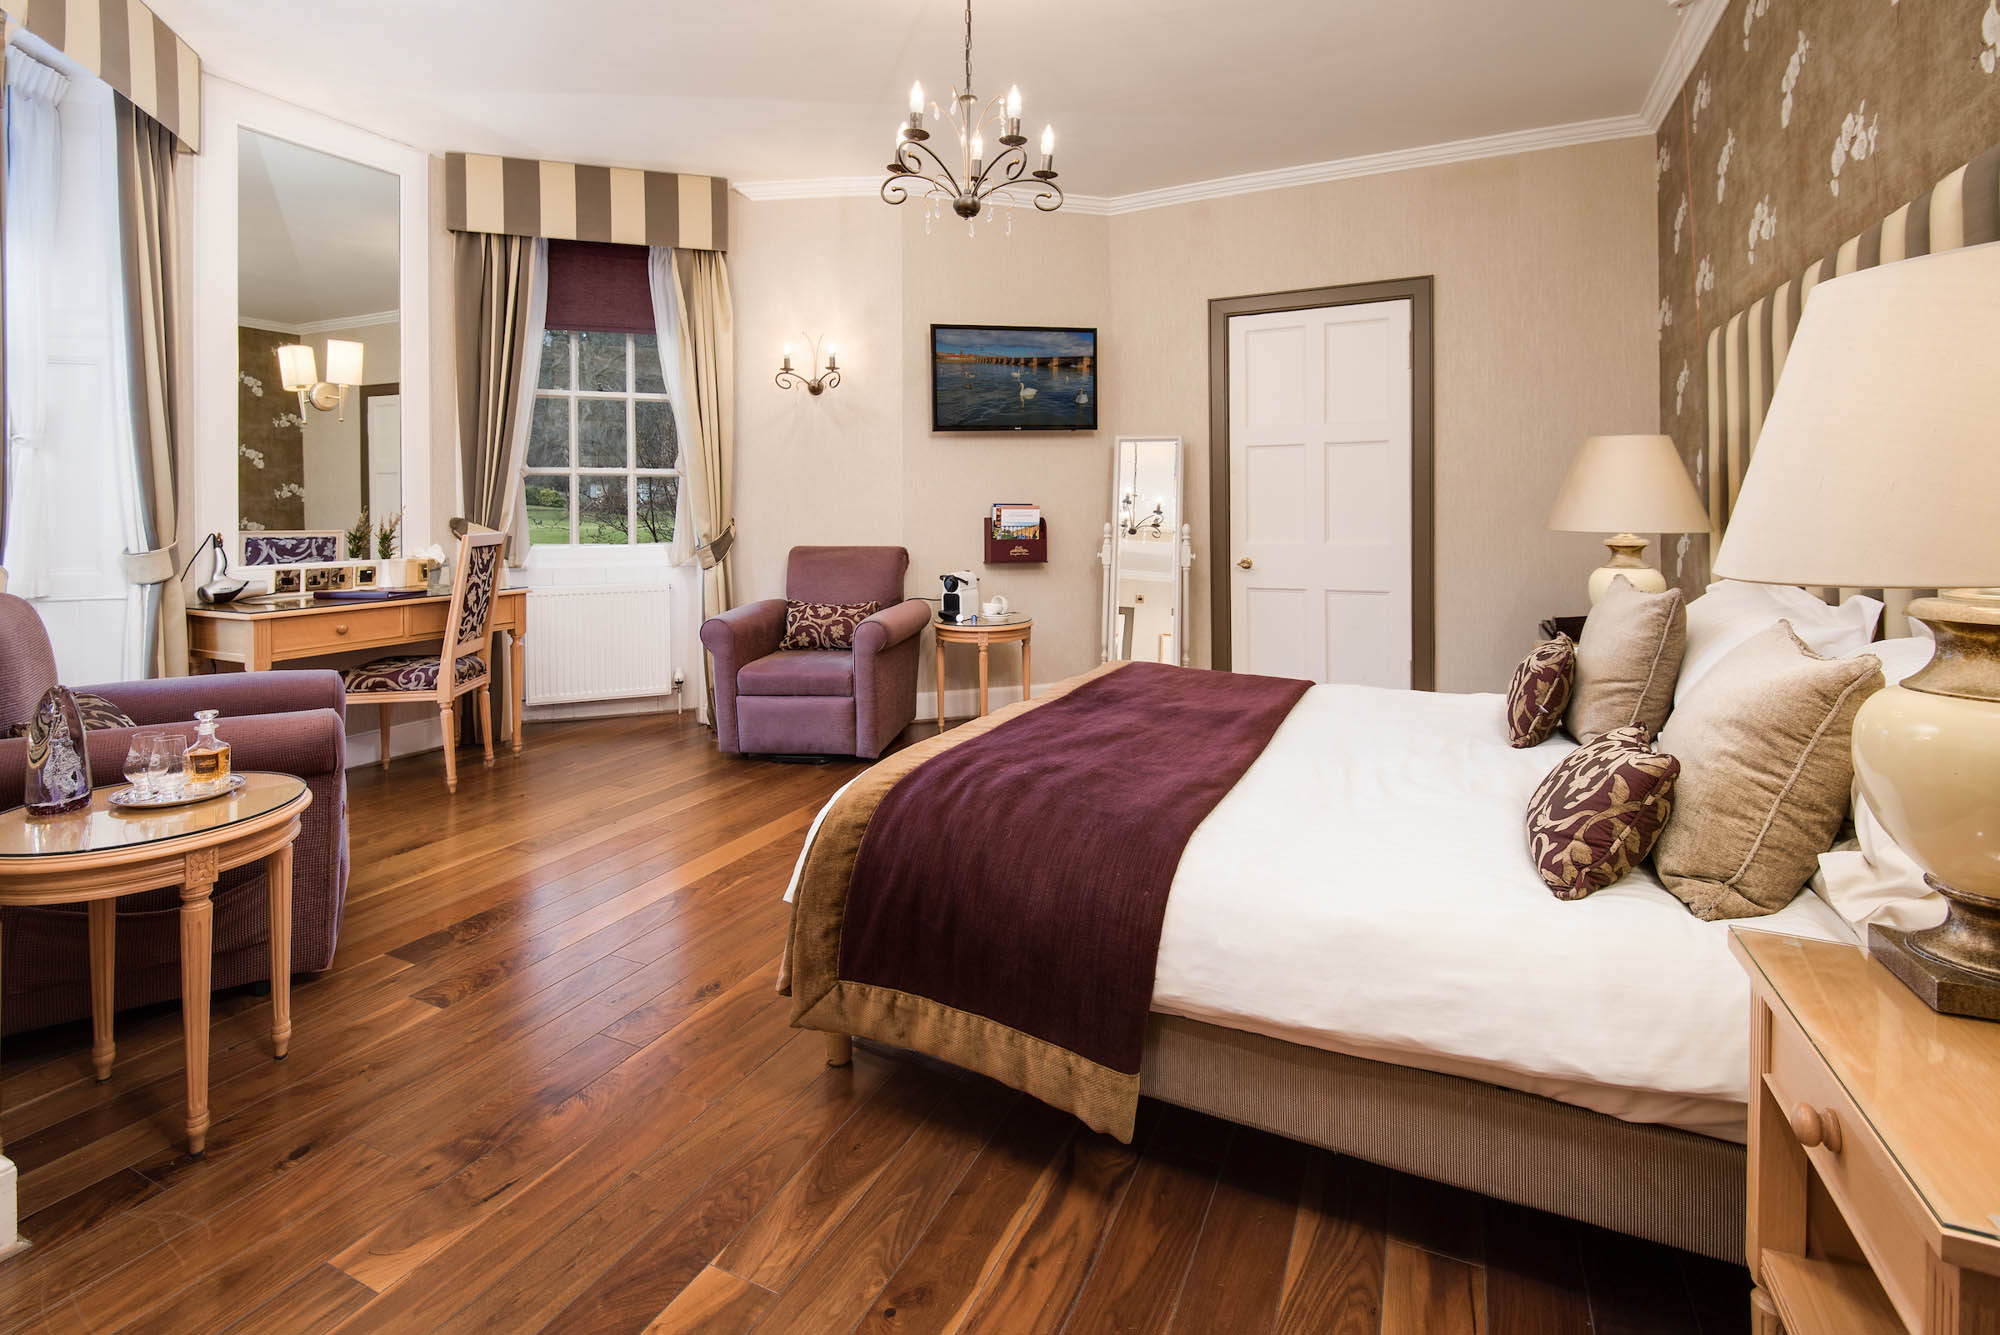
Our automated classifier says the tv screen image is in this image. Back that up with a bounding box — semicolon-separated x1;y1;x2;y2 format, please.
931;324;1097;432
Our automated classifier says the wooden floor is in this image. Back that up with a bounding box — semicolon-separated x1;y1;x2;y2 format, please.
0;714;1751;1333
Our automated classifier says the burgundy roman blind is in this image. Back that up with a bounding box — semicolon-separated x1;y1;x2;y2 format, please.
544;240;653;334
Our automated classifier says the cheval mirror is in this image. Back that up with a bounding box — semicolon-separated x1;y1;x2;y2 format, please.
1100;436;1192;666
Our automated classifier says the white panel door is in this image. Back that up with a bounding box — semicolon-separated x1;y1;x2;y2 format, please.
367;394;403;523
1229;300;1413;686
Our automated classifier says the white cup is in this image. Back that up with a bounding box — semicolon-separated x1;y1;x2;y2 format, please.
982;595;1009;617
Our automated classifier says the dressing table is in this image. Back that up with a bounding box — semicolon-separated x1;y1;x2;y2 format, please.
186;589;529;753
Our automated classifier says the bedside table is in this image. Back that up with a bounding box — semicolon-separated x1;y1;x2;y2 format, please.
1731;929;2000;1334
1538;614;1588;642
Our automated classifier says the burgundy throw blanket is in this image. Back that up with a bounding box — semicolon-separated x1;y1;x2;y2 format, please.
837;661;1309;1075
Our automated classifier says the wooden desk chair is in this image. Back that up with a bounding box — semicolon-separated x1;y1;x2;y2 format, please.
340;527;505;793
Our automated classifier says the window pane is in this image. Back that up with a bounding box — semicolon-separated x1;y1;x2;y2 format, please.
524;473;572;545
635;476;678;545
635;400;678;469
634;333;667;394
526;396;571;468
577;474;630;545
538;331;571;390
578;331;627;393
577;399;628;467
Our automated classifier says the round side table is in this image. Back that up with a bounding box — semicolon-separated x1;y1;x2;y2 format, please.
933;613;1033;727
0;772;311;1155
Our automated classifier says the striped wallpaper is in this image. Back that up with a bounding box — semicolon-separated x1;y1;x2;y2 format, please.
3;0;201;149
445;153;729;252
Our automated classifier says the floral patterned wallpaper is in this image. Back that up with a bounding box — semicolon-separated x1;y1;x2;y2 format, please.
1656;0;2000;591
237;326;308;533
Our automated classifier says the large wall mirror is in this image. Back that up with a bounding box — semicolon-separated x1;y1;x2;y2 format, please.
1102;436;1189;666
235;128;400;555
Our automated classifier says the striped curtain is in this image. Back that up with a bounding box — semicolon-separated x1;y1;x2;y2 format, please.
115;99;187;677
454;232;546;566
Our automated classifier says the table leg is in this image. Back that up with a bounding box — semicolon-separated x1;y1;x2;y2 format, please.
1021;632;1032;704
267;843;293;1060
935;640;947;730
180;849;218;1155
977;642;990;718
510;628;527;755
88;899;116;1082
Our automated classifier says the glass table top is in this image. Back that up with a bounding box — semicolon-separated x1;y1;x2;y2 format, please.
934;612;1033;628
0;773;308;859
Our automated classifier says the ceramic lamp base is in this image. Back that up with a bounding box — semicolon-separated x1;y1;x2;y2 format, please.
1586;534;1665;604
1853;593;2000;1016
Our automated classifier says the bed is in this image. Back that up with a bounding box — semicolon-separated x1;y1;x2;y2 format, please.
780;144;1996;1265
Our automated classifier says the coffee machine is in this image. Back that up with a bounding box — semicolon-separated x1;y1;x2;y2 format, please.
939;570;980;623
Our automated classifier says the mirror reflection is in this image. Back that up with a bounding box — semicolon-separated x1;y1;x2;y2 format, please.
1106;437;1184;664
236;129;400;556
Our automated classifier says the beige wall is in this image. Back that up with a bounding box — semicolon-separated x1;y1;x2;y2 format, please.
729;134;1659;698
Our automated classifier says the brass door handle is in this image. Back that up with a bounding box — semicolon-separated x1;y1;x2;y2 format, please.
1236;557;1254;570
1789;1103;1843;1154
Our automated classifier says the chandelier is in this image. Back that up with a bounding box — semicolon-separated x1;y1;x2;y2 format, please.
883;0;1063;233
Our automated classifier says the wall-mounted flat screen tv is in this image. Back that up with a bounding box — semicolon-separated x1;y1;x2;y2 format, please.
931;324;1097;432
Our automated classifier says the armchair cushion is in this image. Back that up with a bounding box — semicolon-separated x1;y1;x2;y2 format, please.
2;690;137;738
738;651;854;698
780;600;880;652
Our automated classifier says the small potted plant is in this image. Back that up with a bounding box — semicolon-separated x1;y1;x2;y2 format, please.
376;511;402;559
344;509;371;560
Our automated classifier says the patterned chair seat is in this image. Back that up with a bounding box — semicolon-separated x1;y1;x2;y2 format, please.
343;654;487;694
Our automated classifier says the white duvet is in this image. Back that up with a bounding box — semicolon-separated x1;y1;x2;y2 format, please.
787;682;1859;1144
1153;683;1854;1142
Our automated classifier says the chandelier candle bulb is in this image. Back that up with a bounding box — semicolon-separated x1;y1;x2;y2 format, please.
781;344;793;371
826;344;838;371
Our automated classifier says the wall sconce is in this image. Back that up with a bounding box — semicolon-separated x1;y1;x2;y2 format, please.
775;333;841;396
277;339;364;420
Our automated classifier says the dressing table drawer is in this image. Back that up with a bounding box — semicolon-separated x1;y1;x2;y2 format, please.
404;602;450;637
270;606;406;654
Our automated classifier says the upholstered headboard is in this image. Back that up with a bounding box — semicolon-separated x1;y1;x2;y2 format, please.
1705;142;1999;637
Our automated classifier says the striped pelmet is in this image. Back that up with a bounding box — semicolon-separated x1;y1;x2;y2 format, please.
3;0;201;150
445;153;729;251
1706;142;2000;627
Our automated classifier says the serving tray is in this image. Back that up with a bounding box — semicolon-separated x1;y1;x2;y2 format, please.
109;773;247;810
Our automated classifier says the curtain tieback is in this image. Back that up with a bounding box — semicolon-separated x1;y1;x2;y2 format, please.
694;520;735;571
122;546;178;586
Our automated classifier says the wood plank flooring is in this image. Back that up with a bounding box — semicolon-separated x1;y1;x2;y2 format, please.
0;714;1752;1332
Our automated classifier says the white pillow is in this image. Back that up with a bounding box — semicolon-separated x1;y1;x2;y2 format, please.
1813;786;1948;936
1676;582;1881;705
1870;634;1935;686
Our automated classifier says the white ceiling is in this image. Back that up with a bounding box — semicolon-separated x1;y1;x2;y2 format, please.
166;0;1696;202
237;127;400;328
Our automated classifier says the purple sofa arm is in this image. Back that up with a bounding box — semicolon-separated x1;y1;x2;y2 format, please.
853;598;931;760
700;599;787;754
85;669;346;727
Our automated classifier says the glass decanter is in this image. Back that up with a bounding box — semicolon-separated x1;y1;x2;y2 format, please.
186;709;232;791
24;687;92;817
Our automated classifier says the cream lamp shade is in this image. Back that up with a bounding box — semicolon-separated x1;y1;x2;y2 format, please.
323;339;365;388
276;344;317;393
1713;240;2000;1016
1547;434;1711;602
1713;241;2000;589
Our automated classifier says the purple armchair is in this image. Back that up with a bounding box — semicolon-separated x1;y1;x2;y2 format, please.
0;593;350;1037
702;546;930;759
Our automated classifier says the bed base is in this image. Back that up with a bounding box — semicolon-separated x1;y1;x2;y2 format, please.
1139;1015;1745;1264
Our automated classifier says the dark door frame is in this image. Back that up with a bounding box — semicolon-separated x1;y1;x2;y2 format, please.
1207;277;1436;689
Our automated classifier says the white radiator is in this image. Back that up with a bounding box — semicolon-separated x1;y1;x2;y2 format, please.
525;585;675;705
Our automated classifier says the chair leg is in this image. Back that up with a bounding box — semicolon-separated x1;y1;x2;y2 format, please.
477;687;495;768
378;704;393;770
439;705;459;793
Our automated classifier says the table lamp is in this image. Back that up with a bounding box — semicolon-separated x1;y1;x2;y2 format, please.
1713;240;2000;1017
1546;434;1713;603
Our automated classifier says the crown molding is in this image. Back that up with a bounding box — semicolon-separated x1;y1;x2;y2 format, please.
733;114;1653;217
239;309;400;337
1640;0;1729;131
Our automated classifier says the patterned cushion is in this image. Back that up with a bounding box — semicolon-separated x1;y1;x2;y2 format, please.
1526;725;1680;900
343;654;487;694
1506;635;1575;747
780;600;880;651
454;542;501;643
2;690;138;739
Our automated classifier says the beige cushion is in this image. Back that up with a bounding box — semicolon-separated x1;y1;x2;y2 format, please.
1565;576;1686;743
1653;621;1883;920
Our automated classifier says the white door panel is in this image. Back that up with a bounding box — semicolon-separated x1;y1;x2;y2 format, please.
1230;300;1413;686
